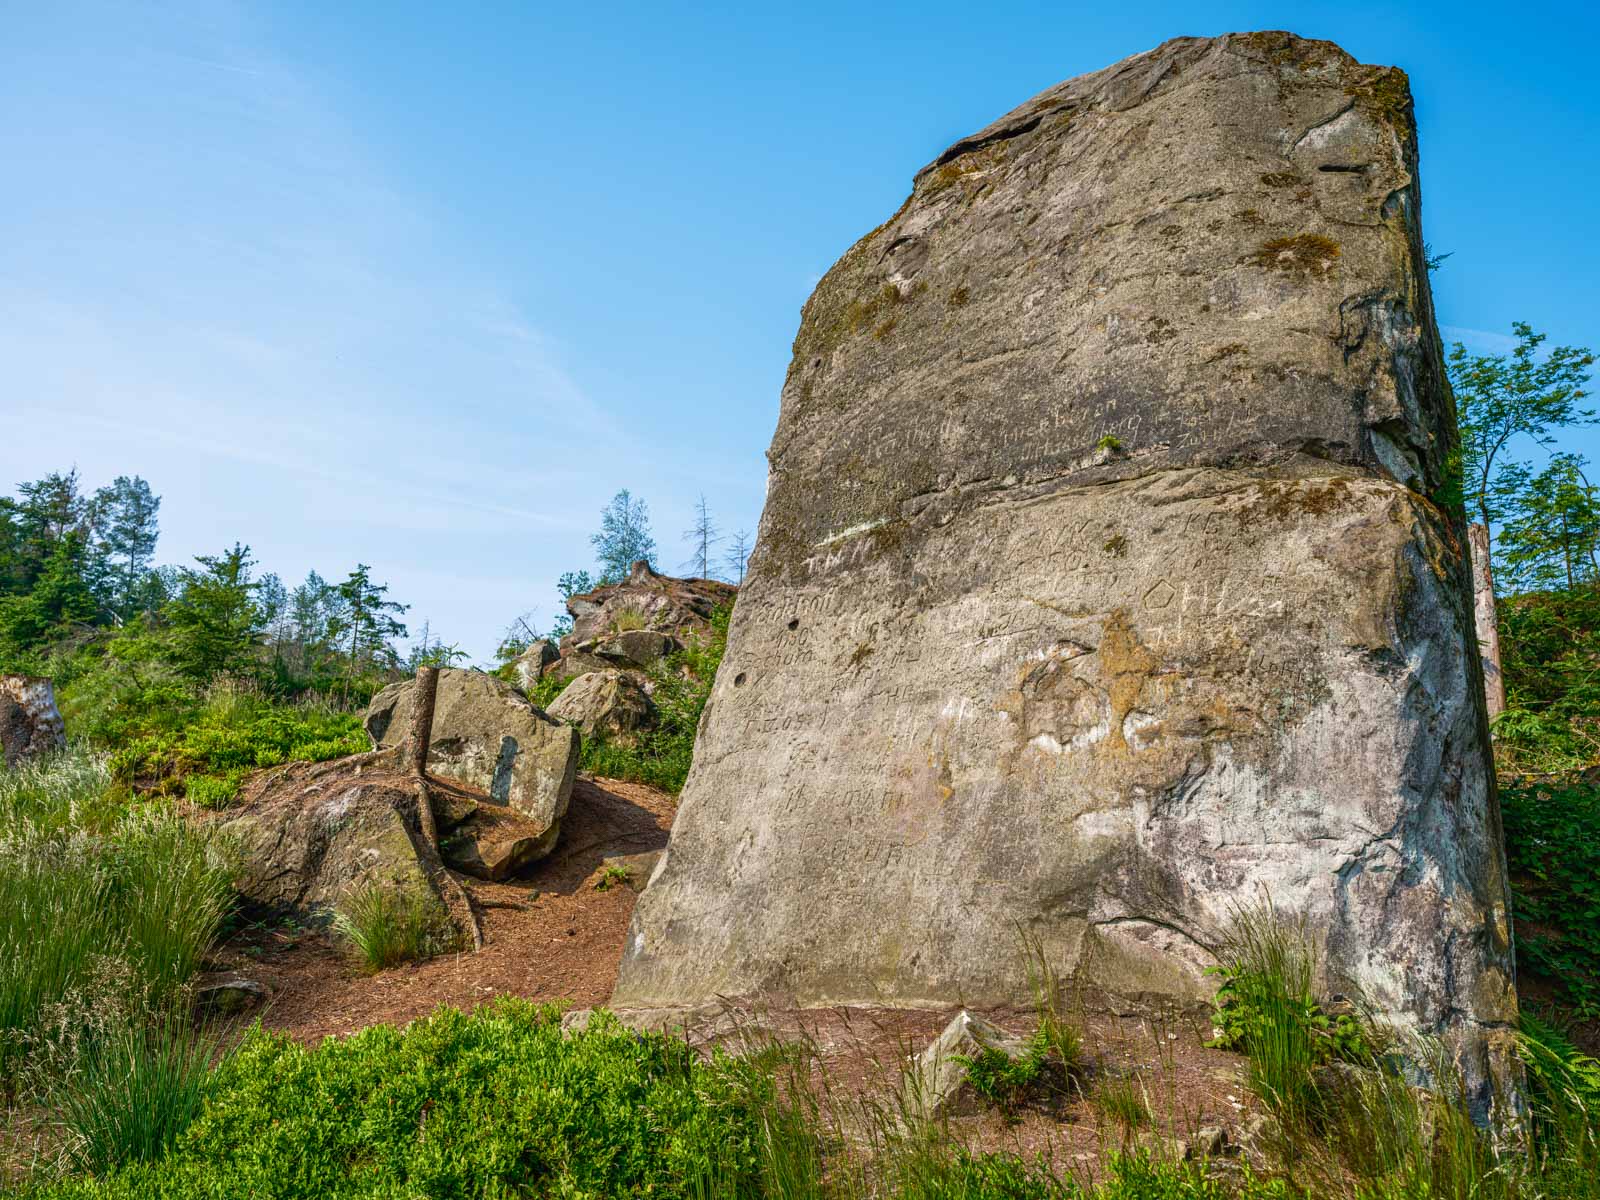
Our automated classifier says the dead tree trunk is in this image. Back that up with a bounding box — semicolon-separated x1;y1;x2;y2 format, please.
405;665;484;950
1469;524;1506;722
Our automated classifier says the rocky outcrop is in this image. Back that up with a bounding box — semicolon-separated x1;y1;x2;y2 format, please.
365;668;578;854
1;675;66;767
563;562;734;651
615;32;1515;1111
546;671;656;746
513;640;560;691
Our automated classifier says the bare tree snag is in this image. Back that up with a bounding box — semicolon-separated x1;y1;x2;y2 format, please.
1469;524;1506;721
404;665;484;950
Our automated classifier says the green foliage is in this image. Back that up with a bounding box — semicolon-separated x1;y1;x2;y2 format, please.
1501;780;1600;1019
1206;909;1366;1125
954;1033;1050;1114
30;1002;777;1199
51;1008;222;1177
1447;322;1595;554
1496;584;1600;773
332;884;447;972
594;865;631;892
165;544;263;680
22;997;1309;1200
578;604;731;793
0;750;231;1092
100;681;366;803
1096;434;1124;454
591;489;656;584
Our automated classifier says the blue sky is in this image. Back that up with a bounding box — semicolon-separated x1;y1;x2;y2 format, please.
3;1;1596;661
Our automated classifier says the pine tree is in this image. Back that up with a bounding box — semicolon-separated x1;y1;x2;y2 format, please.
590;490;655;584
167;543;262;680
724;529;752;585
329;564;408;694
92;476;160;617
682;494;719;579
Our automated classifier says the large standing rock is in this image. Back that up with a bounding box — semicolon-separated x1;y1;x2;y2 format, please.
1;675;66;767
364;669;578;854
615;32;1516;1109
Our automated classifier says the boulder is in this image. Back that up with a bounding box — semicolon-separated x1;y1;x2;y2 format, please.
593;629;681;670
905;1011;1032;1117
547;670;656;745
440;802;561;882
222;758;457;939
513;640;560;691
597;849;664;893
1;675;66;767
364;668;578;852
615;32;1516;1112
196;976;268;1016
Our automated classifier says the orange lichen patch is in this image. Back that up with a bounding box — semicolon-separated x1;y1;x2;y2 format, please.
1098;609;1159;752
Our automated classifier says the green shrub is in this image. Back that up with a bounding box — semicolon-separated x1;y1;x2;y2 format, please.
1206;909;1365;1125
332;884;446;972
105;684;365;806
31;1002;776;1199
180;774;240;808
1501;780;1600;1020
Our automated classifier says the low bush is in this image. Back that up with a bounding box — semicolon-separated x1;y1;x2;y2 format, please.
24;999;1309;1199
103;681;365;805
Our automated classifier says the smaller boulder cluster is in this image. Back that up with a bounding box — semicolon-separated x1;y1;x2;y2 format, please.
222;561;732;947
515;561;734;747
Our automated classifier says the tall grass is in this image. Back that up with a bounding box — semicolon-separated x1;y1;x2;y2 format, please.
0;749;232;1092
52;1006;221;1176
332;883;443;971
1211;905;1600;1200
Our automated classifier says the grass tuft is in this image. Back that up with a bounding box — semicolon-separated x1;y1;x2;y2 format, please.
332;884;442;972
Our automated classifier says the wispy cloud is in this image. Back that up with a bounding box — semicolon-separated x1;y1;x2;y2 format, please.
1440;325;1519;353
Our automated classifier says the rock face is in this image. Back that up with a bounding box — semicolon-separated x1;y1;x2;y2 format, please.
615;32;1516;1106
365;668;578;852
1;675;66;767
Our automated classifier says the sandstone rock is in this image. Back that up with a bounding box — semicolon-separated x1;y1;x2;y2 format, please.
364;668;578;852
615;32;1516;1113
594;629;681;670
1;675;66;767
441;803;561;881
597;849;663;893
1191;1126;1230;1159
196;976;268;1015
547;670;656;745
905;1011;1031;1117
560;1007;596;1036
513;640;560;691
563;561;734;648
223;758;456;939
